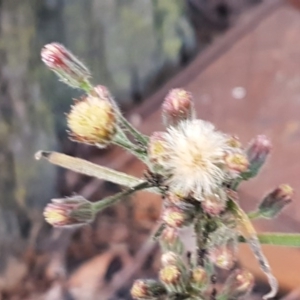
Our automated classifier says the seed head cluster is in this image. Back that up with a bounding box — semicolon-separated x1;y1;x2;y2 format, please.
154;119;245;201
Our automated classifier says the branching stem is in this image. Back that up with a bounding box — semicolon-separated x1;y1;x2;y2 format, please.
92;181;150;212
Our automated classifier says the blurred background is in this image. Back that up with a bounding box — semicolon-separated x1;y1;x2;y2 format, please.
1;0;300;299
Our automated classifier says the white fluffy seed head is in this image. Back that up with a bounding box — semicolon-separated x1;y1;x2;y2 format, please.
161;119;233;200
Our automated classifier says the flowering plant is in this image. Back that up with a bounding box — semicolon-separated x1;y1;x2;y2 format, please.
37;43;300;300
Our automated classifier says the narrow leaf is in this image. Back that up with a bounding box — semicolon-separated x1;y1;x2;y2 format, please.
240;233;300;247
35;151;143;188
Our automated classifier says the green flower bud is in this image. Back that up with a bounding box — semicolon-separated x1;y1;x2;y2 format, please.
43;196;94;227
41;43;91;89
259;184;293;218
131;279;166;300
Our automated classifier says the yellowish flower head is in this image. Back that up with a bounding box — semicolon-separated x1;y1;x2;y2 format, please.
159;265;181;285
67;94;116;147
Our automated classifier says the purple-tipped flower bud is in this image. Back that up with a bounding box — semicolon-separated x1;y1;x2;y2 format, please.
258;184;293;218
160;227;184;254
41;43;91;88
226;135;242;148
161;251;180;267
245;135;272;178
43;196;94;227
162;88;195;127
159;265;182;286
161;227;179;245
67;87;117;147
224;152;249;176
130;279;166;299
162;207;192;228
201;192;226;217
223;269;254;298
208;242;237;270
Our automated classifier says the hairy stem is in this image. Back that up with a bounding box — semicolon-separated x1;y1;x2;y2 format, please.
112;132;147;162
118;113;149;146
92;181;150;212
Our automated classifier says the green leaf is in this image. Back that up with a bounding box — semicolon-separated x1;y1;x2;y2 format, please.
35;151;143;188
239;233;300;247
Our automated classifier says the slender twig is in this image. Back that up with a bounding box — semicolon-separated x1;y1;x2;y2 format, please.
92;181;150;212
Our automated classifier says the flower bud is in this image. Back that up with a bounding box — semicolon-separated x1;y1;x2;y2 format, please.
226;136;242;148
147;132;168;172
162;207;190;228
244;135;272;178
41;43;91;88
92;85;120;112
258;184;293;218
166;193;184;206
208;242;237;270
92;85;111;99
162;89;195;127
160;227;184;254
43;196;94;227
223;269;254;298
225;152;249;175
201;192;226;216
67;88;116;147
131;279;166;299
161;227;179;245
161;251;180;267
159;265;181;285
220;211;237;229
191;266;207;288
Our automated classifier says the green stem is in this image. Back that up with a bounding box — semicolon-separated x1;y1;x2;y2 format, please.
79;79;93;92
118;113;149;146
92;181;150;212
231;177;243;191
112;133;147;162
247;210;262;220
